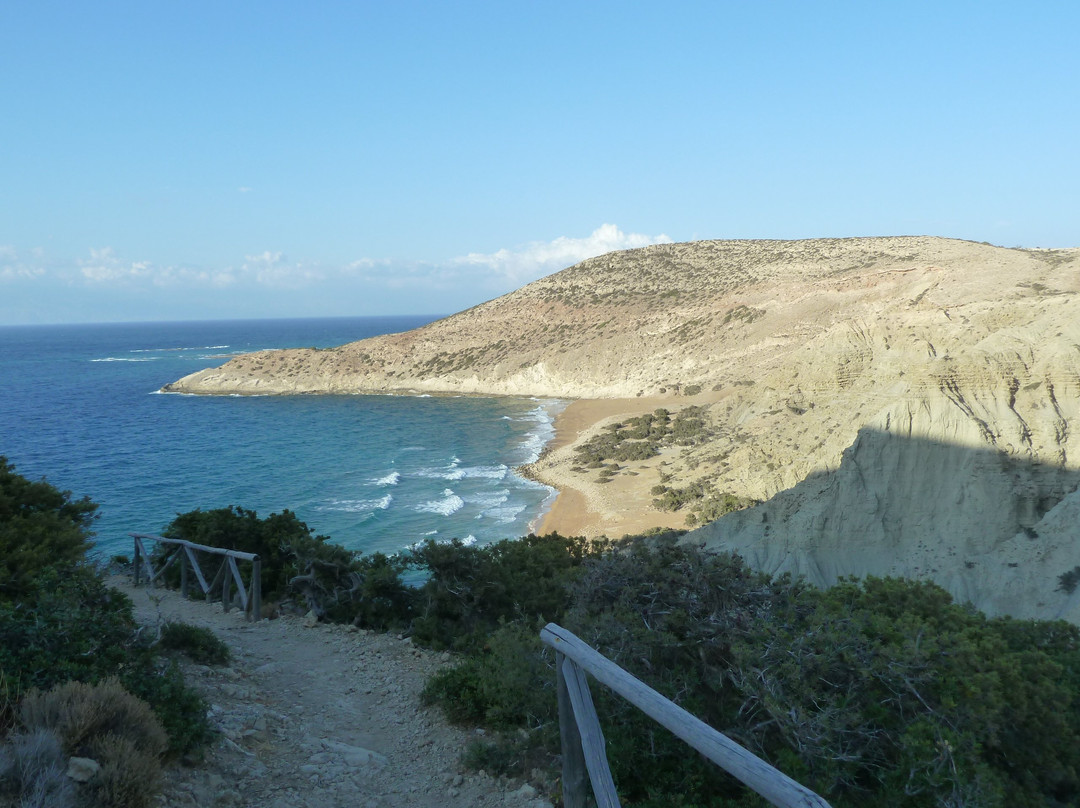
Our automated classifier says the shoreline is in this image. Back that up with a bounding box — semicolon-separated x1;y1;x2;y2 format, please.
522;397;690;540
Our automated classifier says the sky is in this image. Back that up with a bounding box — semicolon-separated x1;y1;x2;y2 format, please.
2;2;1078;325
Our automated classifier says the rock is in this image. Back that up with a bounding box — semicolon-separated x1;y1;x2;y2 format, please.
512;783;537;800
66;756;100;782
303;610;319;628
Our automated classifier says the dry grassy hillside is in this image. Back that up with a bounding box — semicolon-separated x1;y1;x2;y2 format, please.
165;236;1080;621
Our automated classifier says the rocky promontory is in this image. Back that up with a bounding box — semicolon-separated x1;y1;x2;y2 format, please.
165;236;1080;622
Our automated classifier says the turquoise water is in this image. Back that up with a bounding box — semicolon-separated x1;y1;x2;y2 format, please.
0;317;562;559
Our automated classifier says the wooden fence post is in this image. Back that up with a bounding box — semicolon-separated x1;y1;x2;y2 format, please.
179;549;188;598
557;652;589;808
251;556;262;622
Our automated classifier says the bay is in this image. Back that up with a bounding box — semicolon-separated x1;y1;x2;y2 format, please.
0;316;561;559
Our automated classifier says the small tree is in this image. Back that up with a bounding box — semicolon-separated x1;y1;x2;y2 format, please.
0;457;96;602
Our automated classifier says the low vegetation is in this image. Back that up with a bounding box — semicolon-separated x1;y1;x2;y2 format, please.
572;407;713;478
651;480;756;526
0;457;212;808
158;505;1080;808
15;471;1079;807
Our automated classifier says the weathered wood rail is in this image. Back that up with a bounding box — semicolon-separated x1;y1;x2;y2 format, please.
540;623;832;808
130;533;263;622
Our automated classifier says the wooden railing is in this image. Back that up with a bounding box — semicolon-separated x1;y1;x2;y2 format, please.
130;533;263;622
540;623;832;808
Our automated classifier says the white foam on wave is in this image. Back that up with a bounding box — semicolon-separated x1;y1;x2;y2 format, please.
419;459;508;482
373;471;401;486
91;357;159;363
130;344;230;354
319;494;393;513
477;501;528;525
512;401;564;464
415;488;465;516
405;531;475;551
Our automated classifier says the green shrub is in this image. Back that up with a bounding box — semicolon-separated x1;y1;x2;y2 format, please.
422;623;554;728
158;622;231;666
160;505;355;602
415;535;1080;808
0;456;96;602
121;663;212;757
0;463;211;759
318;551;415;630
406;533;603;652
0;568;212;757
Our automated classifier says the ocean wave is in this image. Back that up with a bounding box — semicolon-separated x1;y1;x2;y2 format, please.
477;501;527;525
420;460;508;482
373;471;401;486
199;351;247;360
407;532;476;550
130;345;230;353
512;403;560;464
91;357;159;363
319;494;393;513
415;488;465;516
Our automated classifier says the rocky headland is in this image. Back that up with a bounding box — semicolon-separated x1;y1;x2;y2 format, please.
165;236;1080;622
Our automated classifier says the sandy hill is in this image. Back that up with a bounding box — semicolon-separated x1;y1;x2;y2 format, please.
165;236;1080;621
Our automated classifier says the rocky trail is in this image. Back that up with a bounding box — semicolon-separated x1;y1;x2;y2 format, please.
108;576;553;808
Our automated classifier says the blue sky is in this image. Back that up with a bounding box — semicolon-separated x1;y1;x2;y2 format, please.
2;2;1078;325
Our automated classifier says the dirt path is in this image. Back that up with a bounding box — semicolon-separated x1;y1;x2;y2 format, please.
108;576;552;808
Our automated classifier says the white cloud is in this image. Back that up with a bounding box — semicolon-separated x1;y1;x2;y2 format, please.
0;246;46;281
453;224;672;284
238;186;253;193
241;251;324;287
78;247;156;282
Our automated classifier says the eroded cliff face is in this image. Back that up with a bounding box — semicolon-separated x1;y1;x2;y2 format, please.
689;428;1080;621
164;236;1080;620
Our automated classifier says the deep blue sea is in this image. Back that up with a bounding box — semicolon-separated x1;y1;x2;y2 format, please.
0;317;562;560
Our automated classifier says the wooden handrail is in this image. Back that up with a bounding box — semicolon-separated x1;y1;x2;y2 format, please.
540;623;832;808
130;533;262;622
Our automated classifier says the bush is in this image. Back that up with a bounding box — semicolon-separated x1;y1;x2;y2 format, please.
406;533;603;652
0;567;211;757
18;678;167;758
415;535;1080;808
0;728;76;808
17;679;167;808
0;456;96;602
161;505;355;602
158;622;231;666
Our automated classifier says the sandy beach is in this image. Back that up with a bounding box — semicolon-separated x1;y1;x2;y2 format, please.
527;396;692;540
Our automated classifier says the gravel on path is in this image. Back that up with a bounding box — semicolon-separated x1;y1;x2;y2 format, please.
108;576;554;808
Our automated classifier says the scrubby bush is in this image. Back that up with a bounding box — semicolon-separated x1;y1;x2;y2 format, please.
16;679;167;808
414;535;1080;808
158;622;231;666
405;533;603;652
19;678;167;758
574;407;713;471
0;456;96;602
0;461;211;760
652;481;755;525
161;505;355;602
0;728;75;808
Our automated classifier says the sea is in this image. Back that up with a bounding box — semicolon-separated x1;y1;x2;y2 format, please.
0;316;564;560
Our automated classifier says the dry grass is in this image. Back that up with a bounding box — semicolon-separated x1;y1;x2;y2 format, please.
0;728;76;808
13;679;168;808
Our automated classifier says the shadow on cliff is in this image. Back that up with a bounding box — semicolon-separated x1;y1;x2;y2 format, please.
688;427;1080;622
